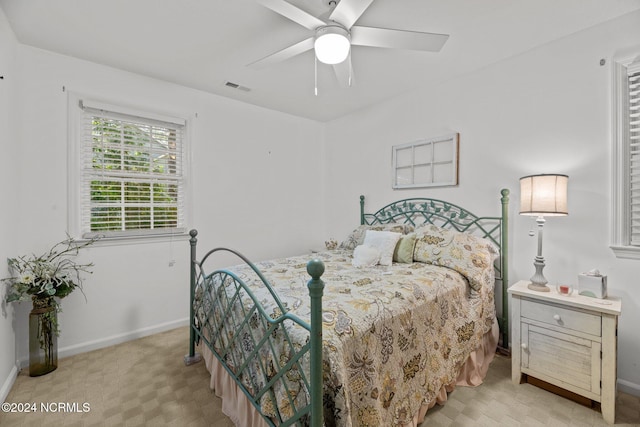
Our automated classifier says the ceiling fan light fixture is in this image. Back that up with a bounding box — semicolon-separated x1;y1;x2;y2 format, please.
314;25;350;65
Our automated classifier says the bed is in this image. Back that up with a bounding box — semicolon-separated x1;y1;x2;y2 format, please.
185;190;510;427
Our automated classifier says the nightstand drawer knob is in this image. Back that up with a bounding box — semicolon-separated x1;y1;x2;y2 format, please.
553;314;561;321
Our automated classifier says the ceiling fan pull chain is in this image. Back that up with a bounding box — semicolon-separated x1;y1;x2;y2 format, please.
314;55;318;96
349;52;352;87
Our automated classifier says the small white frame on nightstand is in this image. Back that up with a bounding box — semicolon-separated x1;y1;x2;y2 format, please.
508;280;622;424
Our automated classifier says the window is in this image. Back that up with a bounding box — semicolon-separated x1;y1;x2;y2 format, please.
392;133;459;189
69;96;188;240
611;54;640;259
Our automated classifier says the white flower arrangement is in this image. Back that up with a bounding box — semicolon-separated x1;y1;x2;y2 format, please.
3;235;97;305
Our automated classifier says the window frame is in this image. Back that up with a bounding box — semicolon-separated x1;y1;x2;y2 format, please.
611;53;640;259
68;92;191;243
391;133;459;189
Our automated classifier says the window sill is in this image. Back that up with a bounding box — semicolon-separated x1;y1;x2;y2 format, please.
610;245;640;260
78;231;190;247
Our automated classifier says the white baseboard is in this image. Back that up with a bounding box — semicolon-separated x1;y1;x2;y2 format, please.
16;318;189;368
0;365;18;403
618;378;640;397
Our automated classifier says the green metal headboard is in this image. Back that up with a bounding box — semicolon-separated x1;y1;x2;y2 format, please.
359;189;510;349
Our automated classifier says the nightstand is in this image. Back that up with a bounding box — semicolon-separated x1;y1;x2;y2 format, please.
508;280;622;424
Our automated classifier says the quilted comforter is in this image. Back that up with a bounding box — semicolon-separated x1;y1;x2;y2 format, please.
196;230;497;426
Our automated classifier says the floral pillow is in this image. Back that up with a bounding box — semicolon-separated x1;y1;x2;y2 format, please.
413;224;498;291
339;223;414;251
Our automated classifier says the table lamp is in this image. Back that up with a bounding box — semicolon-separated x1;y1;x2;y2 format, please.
520;174;568;292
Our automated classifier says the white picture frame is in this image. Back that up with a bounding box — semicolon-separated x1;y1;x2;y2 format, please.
392;133;459;189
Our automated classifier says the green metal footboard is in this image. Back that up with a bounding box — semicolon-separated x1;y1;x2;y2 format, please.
359;189;510;350
185;229;325;427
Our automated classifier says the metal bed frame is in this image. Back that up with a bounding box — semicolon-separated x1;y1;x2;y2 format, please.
185;189;509;427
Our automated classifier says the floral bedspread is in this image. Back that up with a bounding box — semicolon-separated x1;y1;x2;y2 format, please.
196;246;496;427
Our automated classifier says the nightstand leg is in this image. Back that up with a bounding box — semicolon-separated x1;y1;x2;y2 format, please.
601;315;617;424
511;295;522;384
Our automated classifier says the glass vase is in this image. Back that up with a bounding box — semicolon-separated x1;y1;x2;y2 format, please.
29;297;58;376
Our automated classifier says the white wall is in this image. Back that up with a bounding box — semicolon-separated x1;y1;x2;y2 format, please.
5;43;324;374
0;7;19;402
323;11;640;395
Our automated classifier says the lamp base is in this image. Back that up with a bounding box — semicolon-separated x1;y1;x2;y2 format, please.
527;282;551;292
529;251;549;292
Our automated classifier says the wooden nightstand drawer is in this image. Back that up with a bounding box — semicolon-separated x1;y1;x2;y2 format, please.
521;298;601;336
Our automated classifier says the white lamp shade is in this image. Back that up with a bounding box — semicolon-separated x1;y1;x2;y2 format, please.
520;174;568;216
314;26;350;65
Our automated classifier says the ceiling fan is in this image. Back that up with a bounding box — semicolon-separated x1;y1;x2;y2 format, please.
249;0;450;88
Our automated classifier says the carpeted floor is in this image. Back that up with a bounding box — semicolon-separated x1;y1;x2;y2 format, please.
1;326;639;426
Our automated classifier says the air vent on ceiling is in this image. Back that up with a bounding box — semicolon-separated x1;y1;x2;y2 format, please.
224;81;251;92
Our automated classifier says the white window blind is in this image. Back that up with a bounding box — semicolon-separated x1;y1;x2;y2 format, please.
629;67;640;245
79;101;186;238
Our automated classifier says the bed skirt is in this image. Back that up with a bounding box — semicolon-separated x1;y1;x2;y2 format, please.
198;317;498;427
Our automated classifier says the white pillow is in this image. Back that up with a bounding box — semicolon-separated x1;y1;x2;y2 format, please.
352;245;381;267
363;230;402;266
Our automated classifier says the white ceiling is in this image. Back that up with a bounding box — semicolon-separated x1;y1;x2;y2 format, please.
2;0;640;122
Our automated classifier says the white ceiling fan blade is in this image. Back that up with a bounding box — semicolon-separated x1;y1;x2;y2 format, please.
332;55;354;87
351;26;449;52
257;0;325;30
329;0;374;29
248;37;314;69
